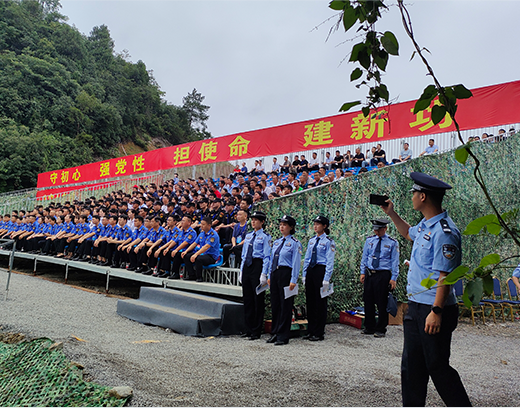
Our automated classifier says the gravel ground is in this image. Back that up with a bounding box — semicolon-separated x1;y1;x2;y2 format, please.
0;269;519;407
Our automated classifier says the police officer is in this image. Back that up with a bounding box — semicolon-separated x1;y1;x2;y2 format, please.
267;215;302;346
239;210;271;340
302;216;335;341
381;172;471;407
182;216;220;282
360;218;399;338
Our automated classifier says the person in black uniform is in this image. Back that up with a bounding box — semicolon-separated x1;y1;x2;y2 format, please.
302;216;336;341
267;215;302;346
239;210;271;340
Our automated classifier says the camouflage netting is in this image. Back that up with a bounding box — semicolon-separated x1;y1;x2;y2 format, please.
258;135;520;321
0;338;128;407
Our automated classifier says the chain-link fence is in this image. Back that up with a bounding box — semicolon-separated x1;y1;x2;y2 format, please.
257;135;520;321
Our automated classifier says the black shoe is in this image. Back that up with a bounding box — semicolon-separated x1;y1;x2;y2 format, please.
249;335;260;341
79;257;90;262
157;272;170;278
99;261;110;267
135;266;144;272
240;333;251;338
71;256;80;261
302;334;312;340
111;263;120;269
141;268;153;275
309;335;324;342
196;278;203;282
169;273;180;280
266;335;277;344
362;329;375;335
374;332;386;338
127;266;136;271
274;340;289;346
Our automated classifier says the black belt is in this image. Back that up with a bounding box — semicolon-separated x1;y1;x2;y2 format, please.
367;268;390;274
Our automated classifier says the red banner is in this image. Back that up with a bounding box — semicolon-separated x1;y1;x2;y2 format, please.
37;80;520;189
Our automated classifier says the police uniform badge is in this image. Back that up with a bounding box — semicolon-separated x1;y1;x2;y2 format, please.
210;237;215;243
442;244;457;260
188;234;193;240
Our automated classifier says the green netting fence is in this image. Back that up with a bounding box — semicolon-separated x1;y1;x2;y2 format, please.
0;338;128;407
258;135;520;321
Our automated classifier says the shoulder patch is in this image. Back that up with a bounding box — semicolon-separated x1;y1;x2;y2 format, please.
440;219;452;233
442;244;457;260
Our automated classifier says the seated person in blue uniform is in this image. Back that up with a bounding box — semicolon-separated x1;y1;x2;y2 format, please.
158;216;197;279
182;216;220;282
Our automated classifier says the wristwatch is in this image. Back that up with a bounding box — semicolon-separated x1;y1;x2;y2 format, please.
431;306;443;315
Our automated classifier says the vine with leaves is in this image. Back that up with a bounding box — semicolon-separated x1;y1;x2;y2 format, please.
328;0;520;306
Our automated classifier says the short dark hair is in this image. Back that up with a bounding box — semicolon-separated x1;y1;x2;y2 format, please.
202;216;213;225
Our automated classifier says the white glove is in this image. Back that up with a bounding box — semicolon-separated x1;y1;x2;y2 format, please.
259;274;267;286
322;280;330;292
238;270;243;284
302;277;306;286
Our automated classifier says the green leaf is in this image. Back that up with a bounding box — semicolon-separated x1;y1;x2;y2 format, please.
343;4;358;32
350;67;363;81
374;49;388;71
361;106;370;117
453;84;473;99
486;222;502;235
339;101;361;112
378;84;389;102
381;31;399;55
479;253;500;268
358;47;370;70
463;278;483;306
431;104;447;125
413;85;437;114
443;265;469;285
421;272;437;290
329;0;347;11
454;146;469;165
463;214;497;235
482;274;494;296
349;42;365;62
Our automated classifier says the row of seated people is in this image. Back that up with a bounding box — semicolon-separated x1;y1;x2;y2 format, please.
0;205;250;282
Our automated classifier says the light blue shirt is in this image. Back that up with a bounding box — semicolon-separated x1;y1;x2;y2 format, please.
302;233;336;282
400;148;413;160
407;211;459;306
268;235;302;284
513;264;520;279
240;228;271;276
360;234;400;281
424;144;439;154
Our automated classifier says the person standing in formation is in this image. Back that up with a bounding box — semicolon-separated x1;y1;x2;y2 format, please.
302;216;335;341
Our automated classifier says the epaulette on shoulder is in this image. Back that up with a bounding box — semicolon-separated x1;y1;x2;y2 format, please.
387;236;398;242
290;236;299;242
439;219;452;234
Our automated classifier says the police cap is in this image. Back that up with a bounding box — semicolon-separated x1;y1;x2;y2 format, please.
279;214;296;227
371;218;390;230
251;210;267;222
410;172;452;193
225;200;235;207
313;215;330;227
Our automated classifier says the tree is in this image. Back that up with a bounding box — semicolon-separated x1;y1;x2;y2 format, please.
182;88;211;140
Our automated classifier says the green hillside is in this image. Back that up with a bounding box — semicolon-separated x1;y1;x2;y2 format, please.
0;0;210;192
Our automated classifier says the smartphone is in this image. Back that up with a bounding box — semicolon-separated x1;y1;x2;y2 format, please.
369;194;389;207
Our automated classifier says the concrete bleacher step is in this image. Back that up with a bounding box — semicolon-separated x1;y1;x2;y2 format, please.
117;287;246;337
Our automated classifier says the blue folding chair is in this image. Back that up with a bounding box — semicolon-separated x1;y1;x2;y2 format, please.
453;279;490;325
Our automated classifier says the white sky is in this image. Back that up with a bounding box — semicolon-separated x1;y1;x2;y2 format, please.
59;0;520;139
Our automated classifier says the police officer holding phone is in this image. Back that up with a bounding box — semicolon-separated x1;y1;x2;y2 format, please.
360;219;399;338
381;172;471;407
